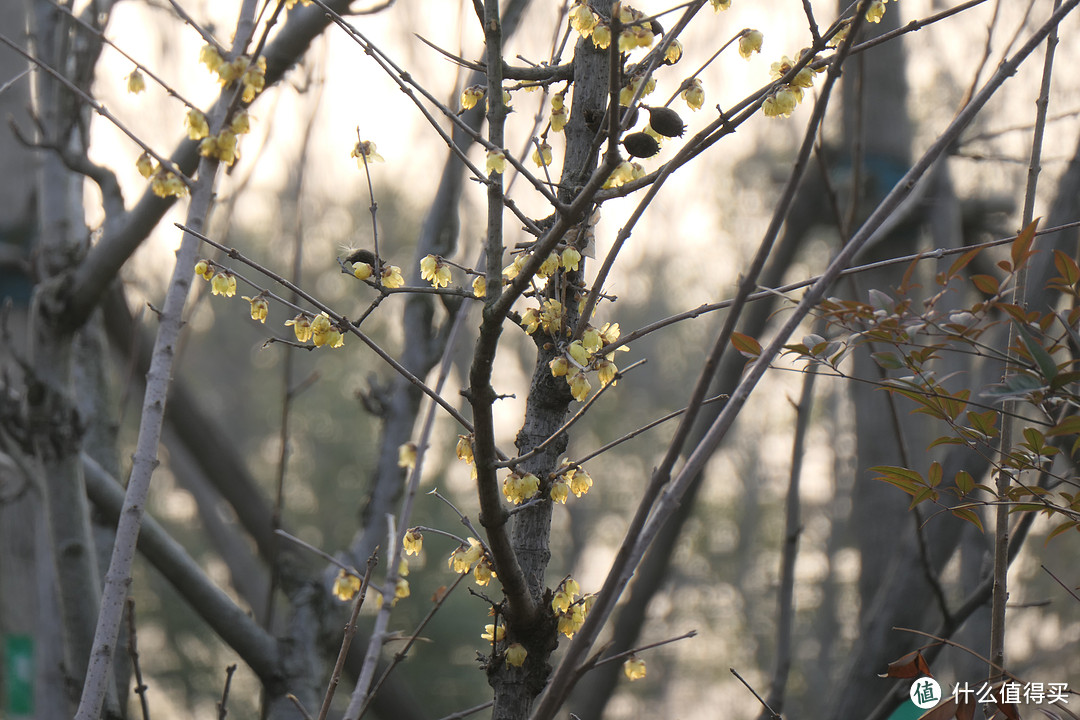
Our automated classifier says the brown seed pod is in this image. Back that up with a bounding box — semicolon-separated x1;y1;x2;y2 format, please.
645;106;685;137
622;132;660;159
619;104;640;129
649;18;664;35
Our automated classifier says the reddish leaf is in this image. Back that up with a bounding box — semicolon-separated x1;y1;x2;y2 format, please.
1011;218;1040;271
1046;520;1079;544
948;247;982;277
730;331;762;357
1047;416;1080;437
1052;248;1080;285
879;650;933;679
951;507;984;532
971;274;1000;295
928;461;943;488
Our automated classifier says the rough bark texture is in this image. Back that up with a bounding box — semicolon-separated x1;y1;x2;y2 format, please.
489;12;612;719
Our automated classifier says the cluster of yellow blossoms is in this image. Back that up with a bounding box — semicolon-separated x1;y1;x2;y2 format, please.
446;536;498;588
552;577;593;638
194;258;351;348
550;321;627;402
762;52;823;119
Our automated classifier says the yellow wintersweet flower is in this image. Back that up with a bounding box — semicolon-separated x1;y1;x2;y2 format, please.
126;69;146;94
557;603;586;637
568;340;590;367
568;467;593;497
199;43;224;74
506;643;527;667
135;152;154;179
403;530;423;556
568;371;591;402
624;656;647;680
591;20;611;49
215;130;239;166
503;255;526;281
569;2;598;37
532;140;553;167
539;299;564;334
310;312;344;348
381;265;405;288
603;161;635;189
332;569;361;601
682;78;704;110
597;358;618;386
550;105;569;133
664;39;683;65
285;0;314;7
561;247;581;272
770;55;794;80
537;253;560;279
502;472;540;504
521;308;541;335
185;109;209;141
353;262;373;280
619;75;655;107
242;295;269;323
230;110;251;135
456;434;474;464
241;56;266;103
448;538;483;573
763;87;798;118
710;0;731;10
739;29;763;59
866;0;886;23
550;477;570;504
398;442;417;469
461;84;485;110
152;172;188;198
486;149;507;175
285;314;313;342
481;623;505;642
420;255;452;288
473;558;496;586
551;90;565;111
549;356;570;378
472;275;487;298
581;327;602;354
352;140;384;166
194;259;214;281
792;67;815;89
210;272;236;297
599;322;621;345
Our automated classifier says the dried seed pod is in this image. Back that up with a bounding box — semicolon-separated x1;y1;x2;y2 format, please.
645;106;685;137
619;104;640;129
649;18;664;35
622;131;660;159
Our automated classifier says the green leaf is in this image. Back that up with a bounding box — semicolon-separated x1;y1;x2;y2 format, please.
954;470;974;495
871;351;904;370
909;486;938;508
1015;324;1058;382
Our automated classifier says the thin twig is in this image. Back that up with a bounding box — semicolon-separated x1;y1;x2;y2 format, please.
125;599;151;720
217;664;238;720
317;552;378;720
731;667;781;720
